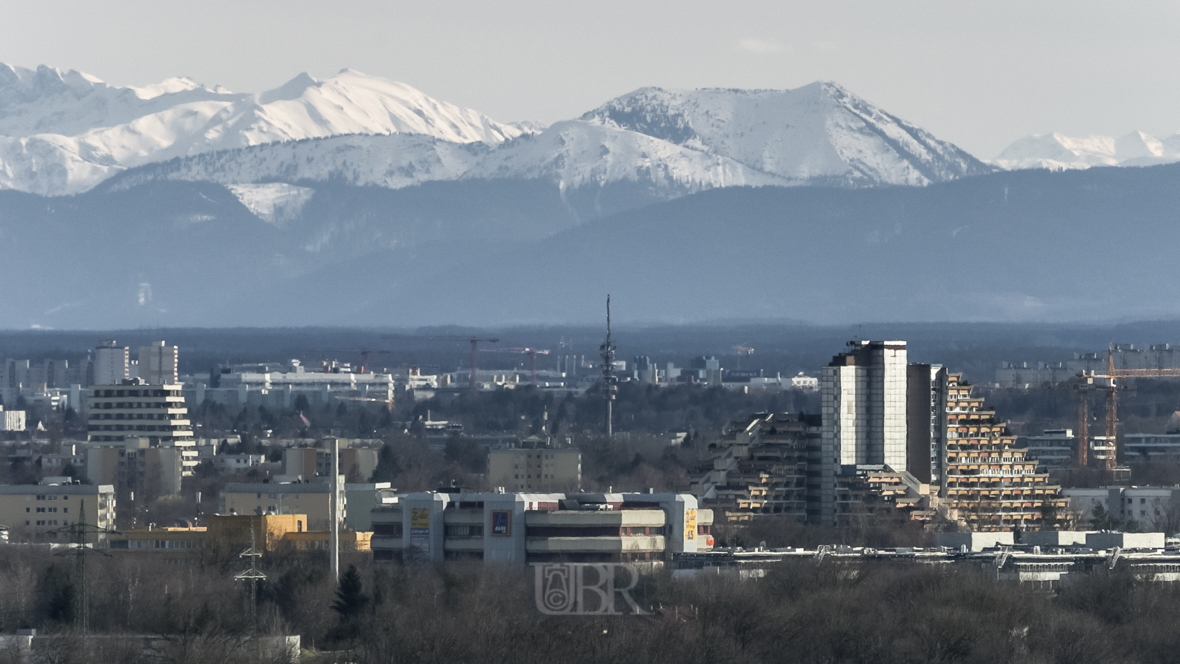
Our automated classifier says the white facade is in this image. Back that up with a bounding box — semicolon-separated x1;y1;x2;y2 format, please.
790;373;819;391
822;340;908;470
93;342;129;386
0;406;26;432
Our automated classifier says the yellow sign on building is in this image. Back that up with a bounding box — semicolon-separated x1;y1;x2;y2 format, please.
410;508;431;529
685;509;697;541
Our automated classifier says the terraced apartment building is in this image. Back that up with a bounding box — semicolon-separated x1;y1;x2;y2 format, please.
942;373;1069;531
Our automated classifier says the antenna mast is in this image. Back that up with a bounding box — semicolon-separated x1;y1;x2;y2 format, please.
599;295;617;440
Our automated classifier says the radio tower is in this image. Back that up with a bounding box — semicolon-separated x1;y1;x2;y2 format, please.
599;295;617;440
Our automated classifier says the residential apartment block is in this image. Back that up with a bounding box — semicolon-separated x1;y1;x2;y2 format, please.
487;445;582;492
219;479;346;530
0;481;116;542
822;340;909;470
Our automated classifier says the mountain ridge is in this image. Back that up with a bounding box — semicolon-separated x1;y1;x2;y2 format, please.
2;63;989;200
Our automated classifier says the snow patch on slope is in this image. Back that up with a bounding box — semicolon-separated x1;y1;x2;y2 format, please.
227;183;315;226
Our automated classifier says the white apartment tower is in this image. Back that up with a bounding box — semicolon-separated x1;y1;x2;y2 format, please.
138;341;179;385
821;340;909;470
93;341;129;386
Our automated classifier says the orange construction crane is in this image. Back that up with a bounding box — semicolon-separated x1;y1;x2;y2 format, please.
1076;348;1180;471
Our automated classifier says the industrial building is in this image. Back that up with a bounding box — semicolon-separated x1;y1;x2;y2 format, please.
371;491;711;565
186;359;395;409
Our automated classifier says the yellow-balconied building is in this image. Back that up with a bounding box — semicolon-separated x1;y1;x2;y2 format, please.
942;374;1069;531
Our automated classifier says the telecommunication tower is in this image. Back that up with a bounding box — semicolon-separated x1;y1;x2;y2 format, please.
599;295;617;440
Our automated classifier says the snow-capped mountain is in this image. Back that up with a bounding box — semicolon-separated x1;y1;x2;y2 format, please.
465;119;789;195
579;83;993;187
0;64;526;195
102;133;487;193
994;131;1180;170
1;63;992;207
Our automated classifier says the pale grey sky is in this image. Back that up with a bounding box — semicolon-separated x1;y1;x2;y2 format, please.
4;0;1178;158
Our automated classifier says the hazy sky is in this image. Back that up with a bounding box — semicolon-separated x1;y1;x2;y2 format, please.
4;0;1179;158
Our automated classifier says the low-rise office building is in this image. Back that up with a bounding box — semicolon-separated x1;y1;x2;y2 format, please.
371;491;712;565
0;481;116;542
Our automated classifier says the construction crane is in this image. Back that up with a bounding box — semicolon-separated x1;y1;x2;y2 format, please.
734;345;754;369
317;348;392;374
381;334;499;390
468;338;500;391
1076;348;1180;471
481;347;551;386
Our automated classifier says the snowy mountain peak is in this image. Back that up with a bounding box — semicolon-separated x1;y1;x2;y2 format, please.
258;72;319;104
0;63;526;195
0;63;108;100
581;82;991;187
994;130;1180;170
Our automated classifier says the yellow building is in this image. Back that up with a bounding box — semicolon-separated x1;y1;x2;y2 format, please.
942;374;1069;531
107;513;370;560
488;446;581;492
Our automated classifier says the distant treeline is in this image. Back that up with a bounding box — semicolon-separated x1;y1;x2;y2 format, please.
4;320;1180;383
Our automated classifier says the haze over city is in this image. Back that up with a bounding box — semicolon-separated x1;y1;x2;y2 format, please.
2;3;1180;662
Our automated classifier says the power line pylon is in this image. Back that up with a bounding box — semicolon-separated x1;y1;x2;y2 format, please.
233;526;267;634
50;500;117;635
